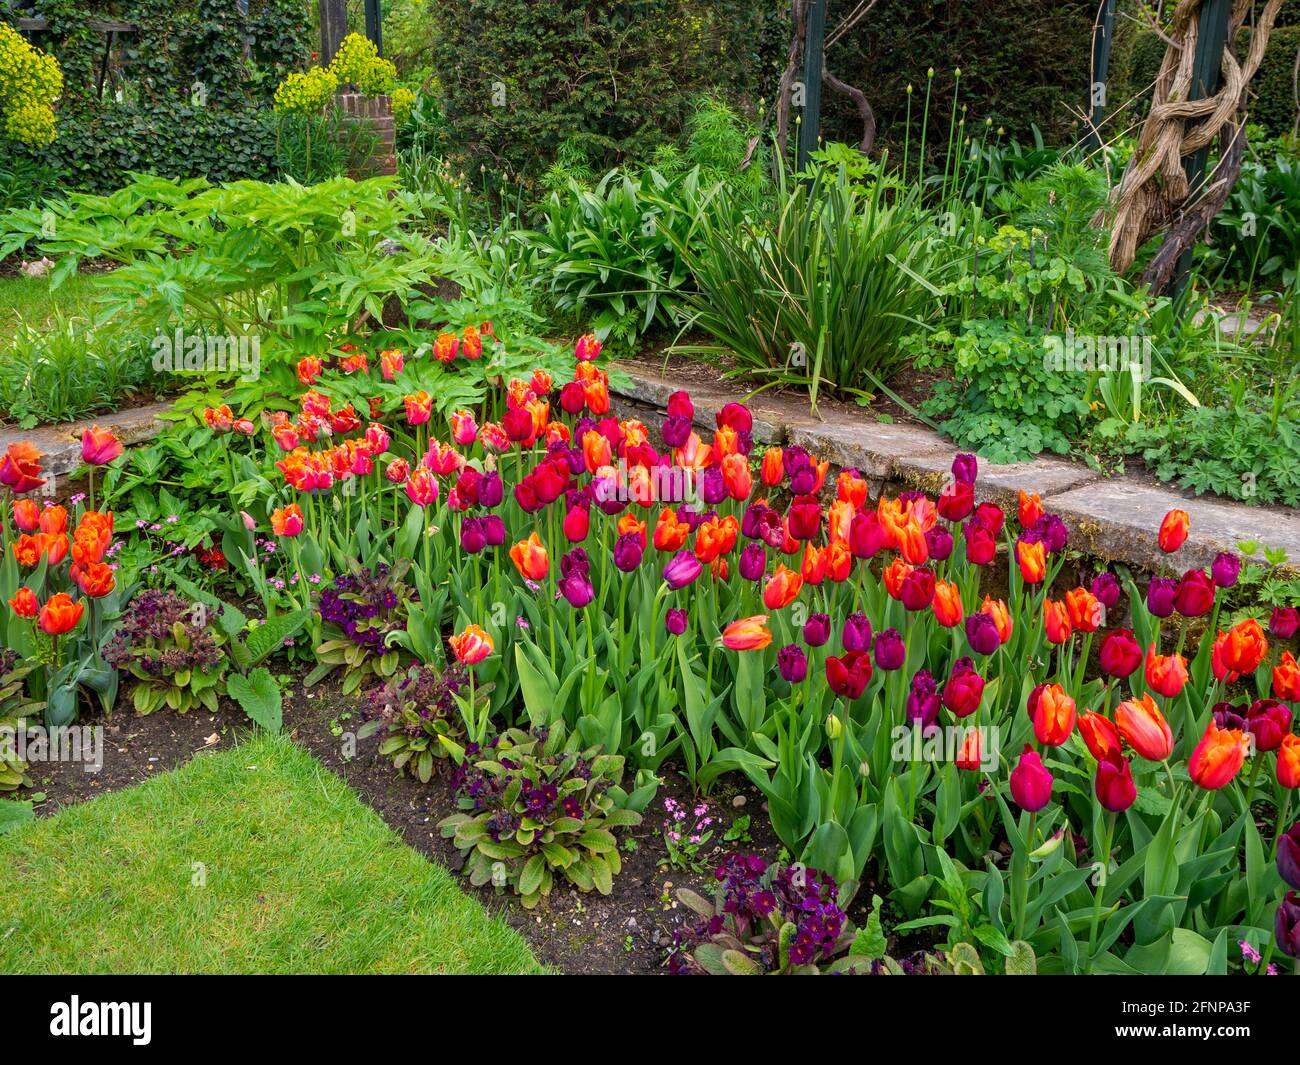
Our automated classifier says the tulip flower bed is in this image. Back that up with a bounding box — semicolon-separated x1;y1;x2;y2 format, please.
1;323;1299;976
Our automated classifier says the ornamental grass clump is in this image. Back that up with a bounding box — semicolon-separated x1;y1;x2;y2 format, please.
438;724;642;909
103;590;227;715
359;661;467;781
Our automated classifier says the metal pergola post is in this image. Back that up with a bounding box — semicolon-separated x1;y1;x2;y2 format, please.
1170;0;1234;304
1086;0;1117;151
796;0;827;171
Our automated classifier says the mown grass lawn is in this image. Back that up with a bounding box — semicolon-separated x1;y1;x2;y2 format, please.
0;734;544;974
0;273;100;337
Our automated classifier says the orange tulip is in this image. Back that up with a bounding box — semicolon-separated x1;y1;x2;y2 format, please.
1189;721;1248;789
1017;540;1046;584
835;470;868;509
1064;587;1102;632
11;533;41;567
825;541;852;583
897;520;929;565
618;513;648;550
73;560;115;598
8;587;37;618
653;507;689;552
694;516;737;563
1274;650;1300;702
1279;733;1300;789
933;580;964;628
37;505;67;535
760;448;783;486
827;499;854;547
762;565;803;610
712;425;739;460
0;441;46;494
449;624;494;665
721;453;752;501
1144;643;1188;699
1218;618;1269;676
40;532;67;566
37;592;83;636
1078;710;1122;761
11;498;39;533
1043;599;1072;644
81;425;123;465
509;532;549;581
883;557;913;600
1115;693;1174;761
1032;683;1076;746
721;615;772;651
1158;508;1189;552
271;503;304;537
981;596;1013;643
1018;490;1043;530
581;430;612;473
800;543;827;586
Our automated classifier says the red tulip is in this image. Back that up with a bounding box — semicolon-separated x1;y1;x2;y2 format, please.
1095;751;1137;812
1189;721;1248;789
1158;509;1189;552
1115;693;1174;761
1009;745;1052;812
1144;643;1188;699
825;650;873;700
38;592;83;635
1078;710;1122;761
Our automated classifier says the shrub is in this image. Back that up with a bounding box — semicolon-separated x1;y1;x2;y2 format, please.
360;662;468;782
428;0;765;186
0;650;40;790
0;20;61;146
103;589;228;715
439;724;642;908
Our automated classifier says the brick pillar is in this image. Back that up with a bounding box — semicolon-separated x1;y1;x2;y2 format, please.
336;92;397;178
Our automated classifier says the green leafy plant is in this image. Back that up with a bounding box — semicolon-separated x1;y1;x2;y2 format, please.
438;724;642;908
359;662;468;781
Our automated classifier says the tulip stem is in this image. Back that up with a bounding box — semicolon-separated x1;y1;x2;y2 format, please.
1087;810;1118;968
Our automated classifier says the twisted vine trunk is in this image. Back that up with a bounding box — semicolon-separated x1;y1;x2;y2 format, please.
1106;0;1284;287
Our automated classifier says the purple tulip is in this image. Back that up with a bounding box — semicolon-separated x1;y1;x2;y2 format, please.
738;542;767;582
558;570;594;608
481;515;506;546
790;465;818;495
665;607;688;636
965;611;1000;656
1211;700;1247;731
1146;577;1176;618
1276;892;1300;957
662;551;703;590
661;414;692;449
842;612;873;653
613;533;644;572
906;669;940;730
925;525;953;562
701;468;727;505
1211;551;1240;588
1275;824;1300;891
873;628;906;671
778;644;808;684
1090;570;1121;610
803;612;830;648
951;453;978;485
460;516;486;554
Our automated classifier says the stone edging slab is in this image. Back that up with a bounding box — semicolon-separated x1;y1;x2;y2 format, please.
611;361;1300;575
0;401;173;481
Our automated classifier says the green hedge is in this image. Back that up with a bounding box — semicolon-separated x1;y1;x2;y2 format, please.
1247;24;1299;136
825;0;1097;154
427;0;771;186
10;102;279;193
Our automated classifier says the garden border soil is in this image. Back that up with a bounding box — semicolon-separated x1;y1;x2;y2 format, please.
27;678;796;976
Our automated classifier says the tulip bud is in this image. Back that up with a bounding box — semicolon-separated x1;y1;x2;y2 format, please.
1009;745;1052;812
